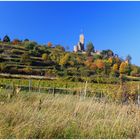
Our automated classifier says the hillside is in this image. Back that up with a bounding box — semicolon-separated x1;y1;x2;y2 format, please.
0;35;140;82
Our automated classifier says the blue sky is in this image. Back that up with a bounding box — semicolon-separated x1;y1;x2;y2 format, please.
0;1;140;65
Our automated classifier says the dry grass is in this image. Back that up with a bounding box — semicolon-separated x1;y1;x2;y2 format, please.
0;91;140;139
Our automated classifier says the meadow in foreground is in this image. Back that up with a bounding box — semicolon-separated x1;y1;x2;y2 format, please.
0;90;140;139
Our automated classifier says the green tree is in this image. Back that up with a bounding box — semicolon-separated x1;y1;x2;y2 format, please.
24;39;29;42
130;66;139;76
101;49;114;59
55;45;65;52
104;60;111;75
24;41;37;50
125;64;131;75
3;35;10;42
126;55;132;64
86;42;95;56
93;54;102;60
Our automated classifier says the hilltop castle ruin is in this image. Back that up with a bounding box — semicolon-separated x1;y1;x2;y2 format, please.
74;34;85;52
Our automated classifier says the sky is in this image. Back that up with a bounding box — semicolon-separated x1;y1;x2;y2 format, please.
0;1;140;65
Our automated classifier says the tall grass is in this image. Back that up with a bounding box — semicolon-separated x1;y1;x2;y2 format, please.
0;91;140;138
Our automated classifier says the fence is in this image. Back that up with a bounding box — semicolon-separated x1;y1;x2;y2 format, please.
0;81;140;105
0;82;108;98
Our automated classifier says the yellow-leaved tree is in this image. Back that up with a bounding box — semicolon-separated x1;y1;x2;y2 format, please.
112;63;119;73
119;62;127;74
59;53;70;68
42;53;48;62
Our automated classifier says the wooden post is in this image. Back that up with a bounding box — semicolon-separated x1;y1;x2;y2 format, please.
84;81;88;99
138;84;140;107
53;87;55;97
79;87;82;100
66;83;68;94
10;81;15;98
101;90;102;98
29;79;31;92
38;80;41;93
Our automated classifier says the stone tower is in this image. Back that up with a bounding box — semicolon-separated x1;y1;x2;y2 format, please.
73;33;85;52
78;33;85;51
79;34;84;44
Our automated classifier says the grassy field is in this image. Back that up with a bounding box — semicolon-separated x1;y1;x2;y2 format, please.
0;77;140;138
0;90;140;139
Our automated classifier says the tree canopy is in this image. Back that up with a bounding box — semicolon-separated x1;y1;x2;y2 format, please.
86;42;95;56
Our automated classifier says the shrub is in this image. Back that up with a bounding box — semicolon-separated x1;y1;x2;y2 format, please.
12;39;21;45
20;52;30;63
29;49;40;57
3;35;10;43
55;45;65;52
0;48;4;53
24;39;29;42
45;69;57;77
47;42;53;47
23;67;32;74
0;63;6;72
42;53;48;61
24;41;37;50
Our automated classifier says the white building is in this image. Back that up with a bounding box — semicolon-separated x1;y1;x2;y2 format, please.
74;45;78;52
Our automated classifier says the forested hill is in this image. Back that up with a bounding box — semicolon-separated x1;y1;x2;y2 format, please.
0;35;140;82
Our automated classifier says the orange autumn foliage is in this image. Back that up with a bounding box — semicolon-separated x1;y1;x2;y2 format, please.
95;59;105;69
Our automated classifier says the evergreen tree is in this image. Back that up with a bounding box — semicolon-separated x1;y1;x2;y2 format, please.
3;35;10;42
86;42;95;56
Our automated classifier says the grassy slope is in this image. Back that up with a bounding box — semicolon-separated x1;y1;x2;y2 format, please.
1;42;140;82
0;43;48;70
0;91;140;139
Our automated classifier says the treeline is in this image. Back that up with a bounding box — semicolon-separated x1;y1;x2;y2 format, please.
0;35;140;80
